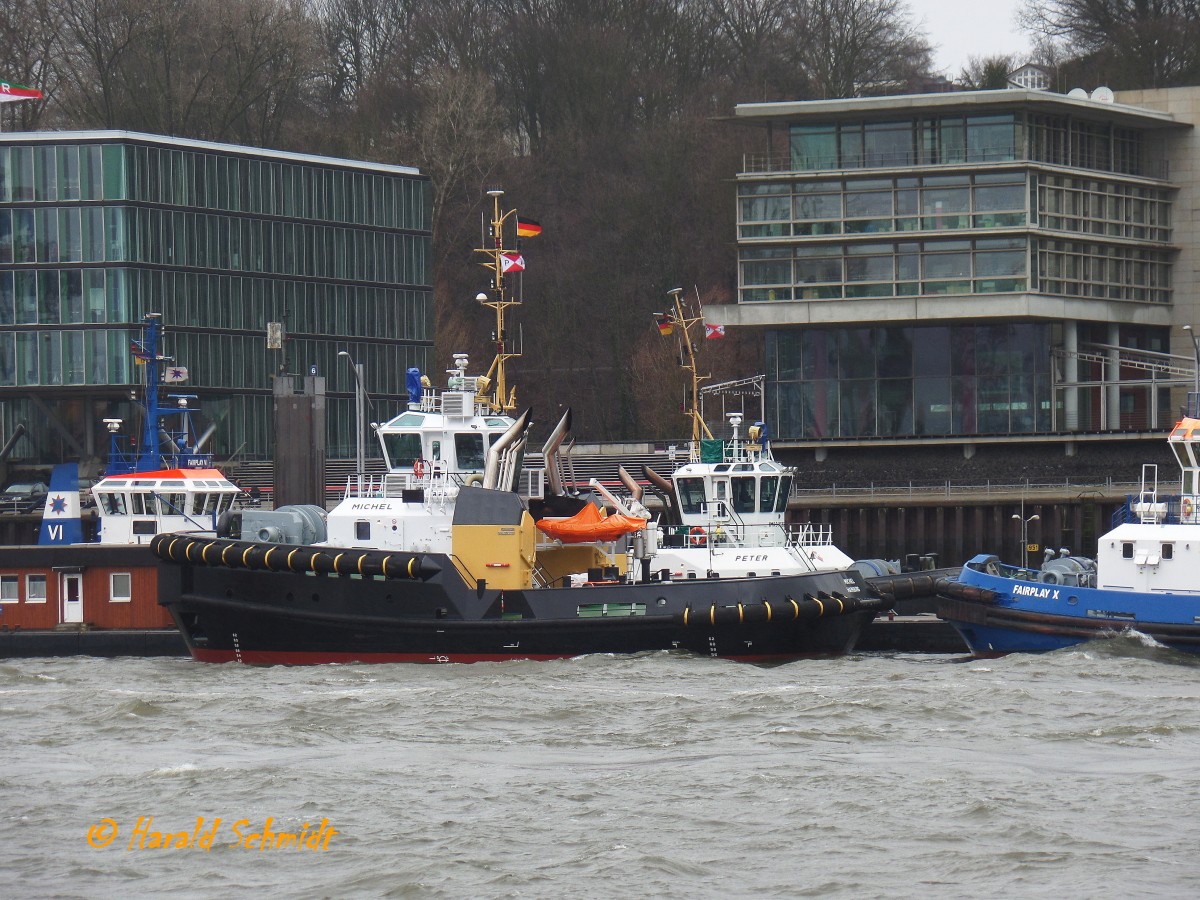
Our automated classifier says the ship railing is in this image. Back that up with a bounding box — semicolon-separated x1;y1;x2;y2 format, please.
973;558;1036;580
338;472;425;500
1114;492;1192;528
414;385;494;418
105;444;215;475
688;438;770;466
787;522;836;548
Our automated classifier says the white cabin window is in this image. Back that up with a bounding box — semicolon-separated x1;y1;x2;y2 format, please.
1163;543;1174;560
1122;542;1134;559
775;475;792;511
99;493;127;515
0;574;19;602
732;477;757;513
110;573;132;603
26;574;46;603
455;433;486;470
382;432;422;467
760;476;780;511
355;521;371;541
677;478;706;514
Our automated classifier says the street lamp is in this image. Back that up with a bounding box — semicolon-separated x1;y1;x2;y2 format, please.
338;351;368;496
1184;325;1200;415
1012;513;1040;571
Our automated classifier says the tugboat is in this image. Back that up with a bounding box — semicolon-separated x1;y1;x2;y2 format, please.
0;314;239;656
937;417;1200;656
152;192;895;665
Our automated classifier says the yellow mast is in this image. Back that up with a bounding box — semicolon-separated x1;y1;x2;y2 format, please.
473;189;522;413
658;287;712;459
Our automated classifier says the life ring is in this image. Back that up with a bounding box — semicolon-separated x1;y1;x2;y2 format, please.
413;459;425;479
689;526;707;547
1184;497;1194;518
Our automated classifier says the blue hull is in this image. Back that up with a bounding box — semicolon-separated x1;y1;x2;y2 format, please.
937;555;1200;656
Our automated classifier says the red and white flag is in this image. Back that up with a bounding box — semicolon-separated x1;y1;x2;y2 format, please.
705;323;726;340
500;253;525;273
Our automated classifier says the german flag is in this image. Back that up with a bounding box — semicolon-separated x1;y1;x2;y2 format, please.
516;217;542;238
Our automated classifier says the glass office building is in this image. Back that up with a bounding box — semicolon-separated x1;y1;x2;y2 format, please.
725;89;1196;442
0;131;432;465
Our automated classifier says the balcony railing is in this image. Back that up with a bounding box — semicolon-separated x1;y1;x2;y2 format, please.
741;151;1169;179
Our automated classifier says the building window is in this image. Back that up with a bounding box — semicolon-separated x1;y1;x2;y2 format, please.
26;574;46;603
739;171;1028;245
766;323;1053;439
110;572;132;603
740;235;1028;304
0;574;18;602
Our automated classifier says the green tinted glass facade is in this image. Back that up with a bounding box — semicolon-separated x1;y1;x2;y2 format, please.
0;132;432;464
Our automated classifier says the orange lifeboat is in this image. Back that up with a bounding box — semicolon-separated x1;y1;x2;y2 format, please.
536;503;647;543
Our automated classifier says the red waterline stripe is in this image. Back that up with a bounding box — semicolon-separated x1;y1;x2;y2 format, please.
189;648;840;665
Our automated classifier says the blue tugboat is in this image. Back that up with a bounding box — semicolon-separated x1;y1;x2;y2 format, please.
0;313;239;656
938;417;1200;656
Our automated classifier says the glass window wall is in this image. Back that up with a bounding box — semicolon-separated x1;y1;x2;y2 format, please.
767;323;1054;438
740;171;1028;241
742;237;1030;300
0;135;434;462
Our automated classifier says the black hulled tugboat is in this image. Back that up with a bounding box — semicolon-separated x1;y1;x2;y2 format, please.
153;193;889;664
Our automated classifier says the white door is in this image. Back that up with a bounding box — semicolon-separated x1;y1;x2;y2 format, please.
61;574;83;624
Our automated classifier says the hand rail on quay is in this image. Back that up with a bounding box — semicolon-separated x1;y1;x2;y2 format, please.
790;477;1140;500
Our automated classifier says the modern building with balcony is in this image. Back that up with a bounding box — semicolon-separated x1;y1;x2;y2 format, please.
717;87;1200;468
0;131;432;472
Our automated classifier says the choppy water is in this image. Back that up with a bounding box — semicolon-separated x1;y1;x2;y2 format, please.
3;639;1200;898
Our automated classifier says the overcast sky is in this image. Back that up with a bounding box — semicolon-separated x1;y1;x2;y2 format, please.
911;0;1031;77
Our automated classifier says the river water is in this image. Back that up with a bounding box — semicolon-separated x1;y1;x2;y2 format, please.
3;640;1199;898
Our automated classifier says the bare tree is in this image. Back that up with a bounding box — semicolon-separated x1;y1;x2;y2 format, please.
407;67;508;245
410;0;500;75
52;0;144;128
53;0;318;143
0;0;60;129
789;0;934;98
704;0;810;101
312;0;420;102
1020;0;1200;88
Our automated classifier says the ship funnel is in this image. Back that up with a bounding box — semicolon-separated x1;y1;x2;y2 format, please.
542;408;572;496
483;408;532;491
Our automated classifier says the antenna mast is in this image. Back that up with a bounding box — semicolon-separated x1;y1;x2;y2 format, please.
474;189;522;413
664;288;712;457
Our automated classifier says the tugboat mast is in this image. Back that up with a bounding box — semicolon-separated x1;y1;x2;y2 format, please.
661;287;713;459
474;189;522;414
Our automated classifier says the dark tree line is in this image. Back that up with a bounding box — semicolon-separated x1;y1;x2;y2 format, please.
6;1;1194;438
32;0;1183;440
1021;0;1200;89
